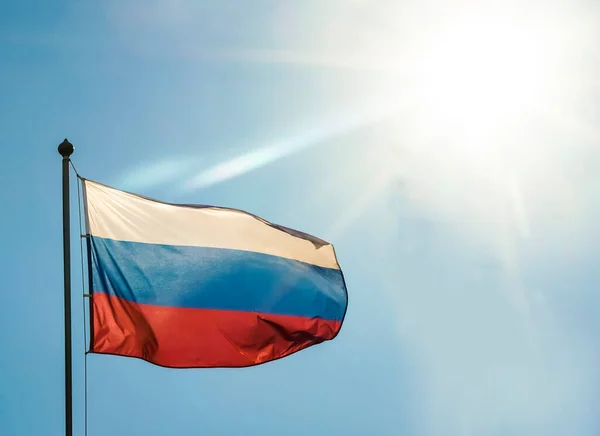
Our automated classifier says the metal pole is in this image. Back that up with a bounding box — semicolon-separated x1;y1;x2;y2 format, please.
58;139;74;436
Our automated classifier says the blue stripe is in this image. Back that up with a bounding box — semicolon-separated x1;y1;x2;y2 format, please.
90;236;347;321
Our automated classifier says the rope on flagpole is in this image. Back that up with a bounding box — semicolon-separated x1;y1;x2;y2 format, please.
69;160;81;179
73;162;89;436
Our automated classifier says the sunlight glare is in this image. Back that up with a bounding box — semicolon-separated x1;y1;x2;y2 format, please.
412;17;556;151
361;10;589;268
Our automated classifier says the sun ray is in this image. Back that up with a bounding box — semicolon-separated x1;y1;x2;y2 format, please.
183;103;401;191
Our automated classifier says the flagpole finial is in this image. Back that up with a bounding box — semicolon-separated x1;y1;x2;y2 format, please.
58;139;74;158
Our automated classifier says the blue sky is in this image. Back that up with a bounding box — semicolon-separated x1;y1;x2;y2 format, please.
1;1;599;435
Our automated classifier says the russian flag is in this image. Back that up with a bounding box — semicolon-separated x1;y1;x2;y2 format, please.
82;179;347;368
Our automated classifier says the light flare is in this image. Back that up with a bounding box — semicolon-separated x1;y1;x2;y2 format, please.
184;105;398;191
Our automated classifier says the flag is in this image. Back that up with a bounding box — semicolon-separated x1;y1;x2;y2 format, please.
82;179;347;368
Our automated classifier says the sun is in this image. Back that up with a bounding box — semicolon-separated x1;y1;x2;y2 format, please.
406;15;560;154
332;9;584;253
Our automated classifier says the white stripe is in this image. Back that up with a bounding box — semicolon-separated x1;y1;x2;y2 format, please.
83;180;339;269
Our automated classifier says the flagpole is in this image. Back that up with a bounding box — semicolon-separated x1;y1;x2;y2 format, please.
58;139;74;436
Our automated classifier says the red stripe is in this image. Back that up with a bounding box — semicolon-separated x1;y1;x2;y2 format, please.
91;293;342;368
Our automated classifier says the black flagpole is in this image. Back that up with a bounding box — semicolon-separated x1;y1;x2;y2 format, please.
58;139;74;436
